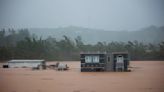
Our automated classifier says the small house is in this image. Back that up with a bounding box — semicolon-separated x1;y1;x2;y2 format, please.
80;52;108;71
80;52;130;72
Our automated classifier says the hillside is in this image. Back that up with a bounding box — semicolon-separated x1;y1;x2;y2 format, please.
29;26;164;44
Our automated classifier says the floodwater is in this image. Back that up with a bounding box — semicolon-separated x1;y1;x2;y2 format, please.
0;61;164;92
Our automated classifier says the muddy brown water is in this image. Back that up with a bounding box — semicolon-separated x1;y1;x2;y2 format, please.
0;61;164;92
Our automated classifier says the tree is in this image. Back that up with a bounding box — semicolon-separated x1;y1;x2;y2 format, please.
159;42;164;60
75;36;84;51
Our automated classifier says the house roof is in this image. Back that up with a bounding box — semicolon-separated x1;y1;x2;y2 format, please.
80;51;107;54
111;52;128;54
8;59;45;63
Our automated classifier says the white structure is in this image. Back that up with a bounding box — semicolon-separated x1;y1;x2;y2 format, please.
116;55;124;70
8;60;45;68
57;63;68;70
85;55;100;63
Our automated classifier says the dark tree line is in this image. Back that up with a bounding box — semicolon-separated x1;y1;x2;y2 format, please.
0;29;164;61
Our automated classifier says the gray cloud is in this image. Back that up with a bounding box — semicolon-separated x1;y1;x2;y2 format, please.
0;0;164;30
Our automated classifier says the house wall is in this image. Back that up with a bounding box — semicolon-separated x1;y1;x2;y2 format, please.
112;53;129;71
80;53;107;71
105;54;114;71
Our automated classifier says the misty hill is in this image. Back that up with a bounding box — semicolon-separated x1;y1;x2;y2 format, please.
29;26;164;44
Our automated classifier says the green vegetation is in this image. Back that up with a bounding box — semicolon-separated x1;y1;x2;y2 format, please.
0;28;164;61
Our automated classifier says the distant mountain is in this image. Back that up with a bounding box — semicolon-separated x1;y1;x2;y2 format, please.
28;26;164;44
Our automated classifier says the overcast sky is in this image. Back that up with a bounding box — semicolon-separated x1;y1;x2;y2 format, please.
0;0;164;30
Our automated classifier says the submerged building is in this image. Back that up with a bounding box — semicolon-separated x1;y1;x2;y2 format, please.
8;59;46;68
80;52;130;72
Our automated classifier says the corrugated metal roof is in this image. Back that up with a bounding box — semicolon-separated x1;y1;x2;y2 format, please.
8;59;45;63
111;52;128;54
80;51;107;54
